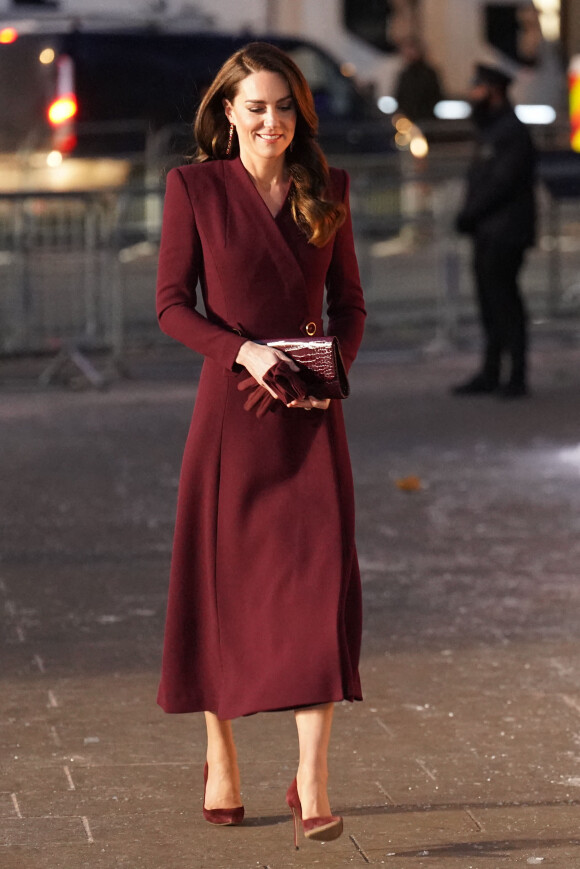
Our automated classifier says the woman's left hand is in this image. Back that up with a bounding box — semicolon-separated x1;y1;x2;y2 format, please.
287;396;331;411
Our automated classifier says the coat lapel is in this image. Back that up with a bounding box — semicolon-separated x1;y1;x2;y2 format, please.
225;158;310;312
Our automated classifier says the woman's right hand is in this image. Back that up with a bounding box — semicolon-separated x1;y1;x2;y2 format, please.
235;341;299;399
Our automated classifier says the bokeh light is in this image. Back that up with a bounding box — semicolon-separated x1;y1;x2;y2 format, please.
46;150;63;168
0;28;18;44
377;96;398;114
410;135;429;159
39;48;55;65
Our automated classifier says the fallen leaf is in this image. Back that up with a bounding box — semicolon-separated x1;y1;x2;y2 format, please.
395;475;423;492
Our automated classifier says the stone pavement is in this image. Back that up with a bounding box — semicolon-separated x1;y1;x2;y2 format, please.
2;344;580;869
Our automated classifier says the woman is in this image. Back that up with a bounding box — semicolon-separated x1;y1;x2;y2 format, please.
156;42;366;846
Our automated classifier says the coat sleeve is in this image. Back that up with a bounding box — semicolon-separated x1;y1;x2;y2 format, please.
325;170;366;371
155;167;246;370
457;122;535;231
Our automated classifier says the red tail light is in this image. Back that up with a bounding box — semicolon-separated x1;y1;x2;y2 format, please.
0;28;18;44
48;95;78;126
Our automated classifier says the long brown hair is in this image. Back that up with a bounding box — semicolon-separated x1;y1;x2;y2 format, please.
194;42;346;247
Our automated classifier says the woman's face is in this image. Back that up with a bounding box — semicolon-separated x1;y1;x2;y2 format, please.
224;70;297;163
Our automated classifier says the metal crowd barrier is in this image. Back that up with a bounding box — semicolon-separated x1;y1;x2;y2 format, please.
1;153;579;387
0;187;163;386
0;191;116;385
338;151;580;352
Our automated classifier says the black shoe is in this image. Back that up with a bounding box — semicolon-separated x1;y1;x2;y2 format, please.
497;382;528;399
451;374;498;396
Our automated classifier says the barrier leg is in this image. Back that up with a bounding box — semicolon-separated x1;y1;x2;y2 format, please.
39;344;107;389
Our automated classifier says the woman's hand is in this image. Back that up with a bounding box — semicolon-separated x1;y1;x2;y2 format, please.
236;340;299;399
236;341;330;411
287;396;331;411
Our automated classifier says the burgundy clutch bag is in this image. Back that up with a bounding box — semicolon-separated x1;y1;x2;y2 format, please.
263;336;350;400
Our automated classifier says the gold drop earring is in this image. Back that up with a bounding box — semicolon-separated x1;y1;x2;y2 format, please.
226;122;235;156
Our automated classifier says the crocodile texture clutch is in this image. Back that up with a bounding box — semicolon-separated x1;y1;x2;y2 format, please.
264;336;350;400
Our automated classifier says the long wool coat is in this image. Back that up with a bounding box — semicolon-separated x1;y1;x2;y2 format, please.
156;156;366;720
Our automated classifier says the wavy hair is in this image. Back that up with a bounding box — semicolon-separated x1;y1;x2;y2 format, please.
194;42;346;247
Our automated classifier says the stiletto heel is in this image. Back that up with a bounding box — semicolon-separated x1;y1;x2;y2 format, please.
290;804;299;850
285;778;343;848
203;762;244;826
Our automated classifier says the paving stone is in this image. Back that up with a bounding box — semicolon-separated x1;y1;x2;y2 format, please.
2;347;580;867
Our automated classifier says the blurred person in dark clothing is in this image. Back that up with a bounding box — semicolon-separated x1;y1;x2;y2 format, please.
453;63;536;399
394;36;443;122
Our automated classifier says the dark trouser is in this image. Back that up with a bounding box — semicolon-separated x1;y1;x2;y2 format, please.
473;237;528;387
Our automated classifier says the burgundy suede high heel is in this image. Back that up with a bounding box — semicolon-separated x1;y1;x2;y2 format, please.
203;763;244;826
285;778;343;849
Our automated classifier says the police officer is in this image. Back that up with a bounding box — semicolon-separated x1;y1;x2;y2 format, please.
453;63;536;398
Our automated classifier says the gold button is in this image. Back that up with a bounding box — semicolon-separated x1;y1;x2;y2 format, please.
305;321;316;336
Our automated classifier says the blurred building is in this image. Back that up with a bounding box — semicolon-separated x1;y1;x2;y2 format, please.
0;0;573;114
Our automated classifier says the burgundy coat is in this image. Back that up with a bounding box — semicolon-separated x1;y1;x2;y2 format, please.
156;157;366;719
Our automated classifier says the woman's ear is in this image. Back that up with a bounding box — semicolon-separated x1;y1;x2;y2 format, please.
223;99;234;124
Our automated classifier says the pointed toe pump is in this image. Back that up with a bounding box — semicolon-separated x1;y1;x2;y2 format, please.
202;763;244;826
285;778;343;849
